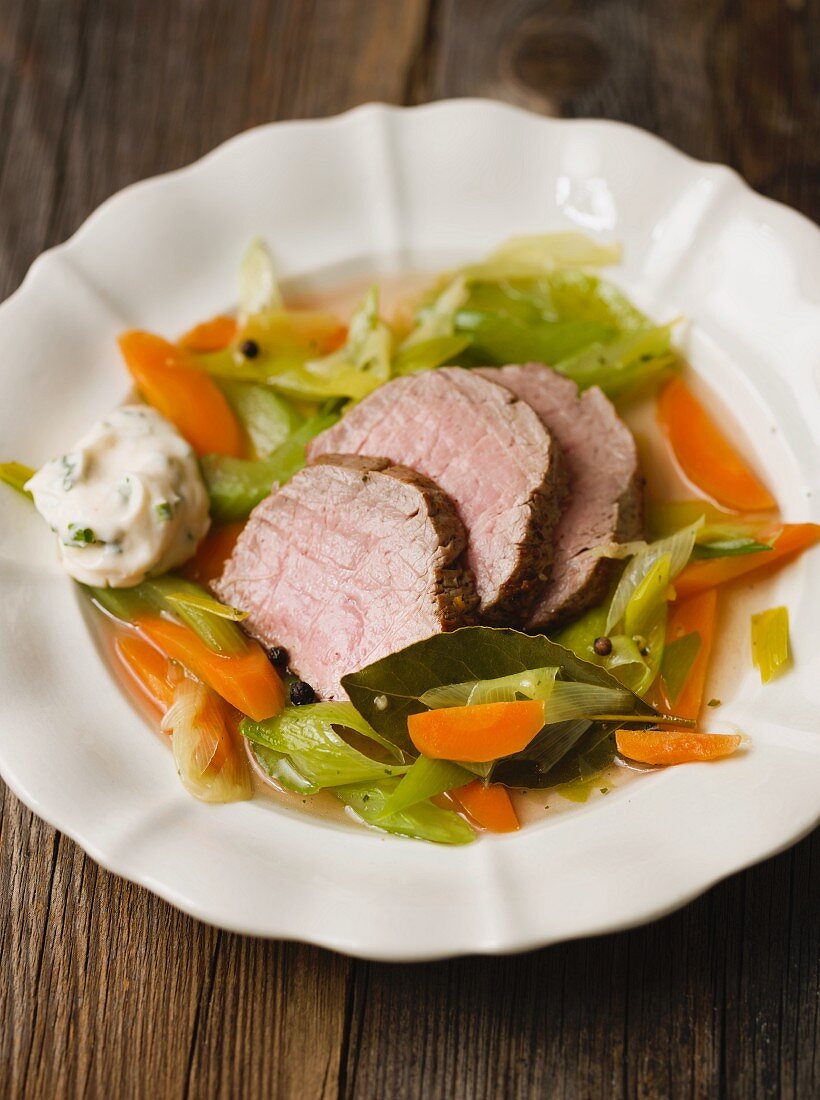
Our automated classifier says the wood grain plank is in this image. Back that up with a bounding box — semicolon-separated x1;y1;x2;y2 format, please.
0;1;818;1098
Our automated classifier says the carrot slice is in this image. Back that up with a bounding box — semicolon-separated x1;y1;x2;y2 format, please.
180;521;245;586
178;315;238;352
657;378;776;512
663;589;717;721
118;330;243;457
675;523;820;599
450;780;520;832
138;615;284;721
115;634;177;714
407;700;545;763
616;728;742;765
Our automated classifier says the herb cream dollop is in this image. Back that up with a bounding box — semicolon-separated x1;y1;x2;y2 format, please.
27;405;210;587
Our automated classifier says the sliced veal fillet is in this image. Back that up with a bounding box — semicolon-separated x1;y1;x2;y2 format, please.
214;454;478;700
307;367;566;624
477;364;643;628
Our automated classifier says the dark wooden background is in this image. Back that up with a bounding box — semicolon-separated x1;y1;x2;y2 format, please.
0;1;817;1096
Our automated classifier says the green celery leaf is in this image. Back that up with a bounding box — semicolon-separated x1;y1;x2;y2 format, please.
335;780;475;845
241;704;407;791
378;756;473;818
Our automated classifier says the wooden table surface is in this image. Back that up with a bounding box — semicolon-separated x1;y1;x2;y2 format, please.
1;1;818;1096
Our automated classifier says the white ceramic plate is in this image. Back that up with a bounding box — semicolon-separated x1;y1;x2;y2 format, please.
1;100;819;961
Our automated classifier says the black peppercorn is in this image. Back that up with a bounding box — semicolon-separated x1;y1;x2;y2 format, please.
240;338;260;359
593;636;612;656
290;680;316;706
267;645;289;668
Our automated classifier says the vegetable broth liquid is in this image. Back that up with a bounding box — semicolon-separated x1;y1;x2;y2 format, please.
94;272;773;834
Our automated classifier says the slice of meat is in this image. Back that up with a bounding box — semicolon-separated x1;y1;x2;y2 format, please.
477;364;643;628
307;367;566;623
214;455;478;700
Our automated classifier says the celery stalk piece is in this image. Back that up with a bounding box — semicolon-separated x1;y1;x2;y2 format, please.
378;756;473;819
336;780;475;844
454;310;615;367
217;379;303;458
751;606;791;683
201;408;339;521
86;584;151;623
392;334;472;375
0;461;35;498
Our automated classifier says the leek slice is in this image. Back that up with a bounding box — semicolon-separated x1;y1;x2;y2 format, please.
88;577;249;656
162;677;253;803
139;577;248;655
147;577;247;621
457;233;621;283
419;667;559;709
238;237;282;319
543;681;635;723
0;461;35;498
272;288;391;400
751;606;791;683
661;631;702;704
623;553;671;638
400;276;468;348
605;518;702;633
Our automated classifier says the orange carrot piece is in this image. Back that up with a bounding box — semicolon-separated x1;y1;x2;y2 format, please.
450;780;520;832
180;521;245;586
664;588;718;721
178;314;238;352
616;728;742;766
138;616;284;721
118;330;243;458
675;523;820;599
407;700;545;763
322;324;348;353
657;378;776;512
115;634;177;714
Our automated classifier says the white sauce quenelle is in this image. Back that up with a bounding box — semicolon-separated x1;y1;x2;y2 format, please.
26;406;211;587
